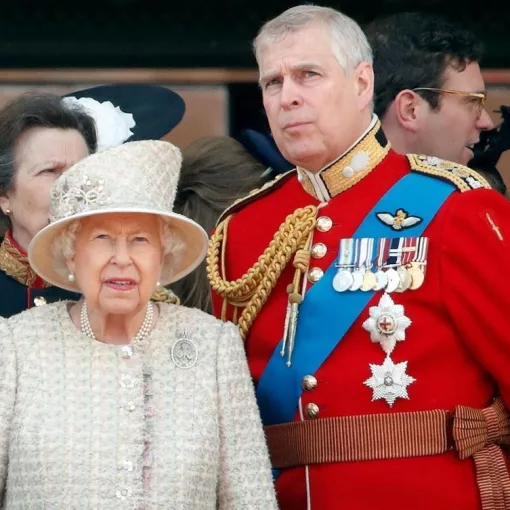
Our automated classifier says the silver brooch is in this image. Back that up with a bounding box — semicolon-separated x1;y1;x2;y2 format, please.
171;331;198;369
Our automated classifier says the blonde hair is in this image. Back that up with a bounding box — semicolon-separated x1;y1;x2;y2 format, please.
253;4;372;74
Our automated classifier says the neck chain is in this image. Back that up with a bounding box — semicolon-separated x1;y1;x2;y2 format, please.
80;300;154;343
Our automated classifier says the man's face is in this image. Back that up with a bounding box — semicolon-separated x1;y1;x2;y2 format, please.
415;62;493;165
259;23;374;172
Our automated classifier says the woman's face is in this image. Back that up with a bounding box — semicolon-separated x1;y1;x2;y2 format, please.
67;213;165;316
0;127;89;250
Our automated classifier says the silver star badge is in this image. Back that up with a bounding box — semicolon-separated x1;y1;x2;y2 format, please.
362;292;411;355
364;356;416;407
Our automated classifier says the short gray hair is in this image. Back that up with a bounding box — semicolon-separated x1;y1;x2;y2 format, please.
51;216;184;280
253;5;373;74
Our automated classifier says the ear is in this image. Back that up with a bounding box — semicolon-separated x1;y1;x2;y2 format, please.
354;62;374;111
0;195;11;215
393;89;424;132
65;258;76;275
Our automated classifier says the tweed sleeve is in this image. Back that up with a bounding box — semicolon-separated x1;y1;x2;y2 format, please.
216;322;278;510
0;319;15;499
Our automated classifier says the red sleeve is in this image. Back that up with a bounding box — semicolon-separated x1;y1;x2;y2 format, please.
441;189;510;405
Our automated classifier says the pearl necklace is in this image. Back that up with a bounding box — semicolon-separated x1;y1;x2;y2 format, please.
80;300;154;343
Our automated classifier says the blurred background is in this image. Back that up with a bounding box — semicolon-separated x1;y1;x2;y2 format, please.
1;0;510;184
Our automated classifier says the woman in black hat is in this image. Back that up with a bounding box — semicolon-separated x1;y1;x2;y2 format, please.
0;84;185;317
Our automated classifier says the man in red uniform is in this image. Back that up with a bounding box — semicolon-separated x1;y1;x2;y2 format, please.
207;5;510;509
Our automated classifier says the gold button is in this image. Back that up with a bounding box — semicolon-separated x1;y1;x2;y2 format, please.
33;296;47;307
311;242;327;259
302;375;318;391
305;403;320;419
308;267;324;283
316;216;333;232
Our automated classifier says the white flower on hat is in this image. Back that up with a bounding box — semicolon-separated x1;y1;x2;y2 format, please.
63;96;136;152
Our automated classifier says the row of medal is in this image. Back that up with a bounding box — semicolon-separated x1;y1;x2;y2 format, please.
332;237;429;293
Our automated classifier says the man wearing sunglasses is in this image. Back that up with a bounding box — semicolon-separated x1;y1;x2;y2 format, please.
365;12;494;167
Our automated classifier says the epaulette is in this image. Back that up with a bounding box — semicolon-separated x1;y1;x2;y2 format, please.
407;154;492;192
216;168;297;225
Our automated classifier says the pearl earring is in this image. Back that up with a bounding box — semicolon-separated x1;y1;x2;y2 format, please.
67;273;75;282
156;281;161;287
4;209;10;215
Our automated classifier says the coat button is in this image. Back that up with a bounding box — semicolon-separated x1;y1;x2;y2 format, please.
305;403;320;419
316;216;333;232
33;296;47;307
311;242;327;259
302;375;318;391
308;267;324;283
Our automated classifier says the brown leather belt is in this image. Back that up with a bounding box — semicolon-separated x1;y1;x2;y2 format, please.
265;398;510;510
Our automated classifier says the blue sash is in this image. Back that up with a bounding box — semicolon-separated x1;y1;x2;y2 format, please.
256;172;455;427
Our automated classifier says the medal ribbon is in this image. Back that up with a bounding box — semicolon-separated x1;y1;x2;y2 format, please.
376;238;390;270
401;237;417;266
337;238;355;269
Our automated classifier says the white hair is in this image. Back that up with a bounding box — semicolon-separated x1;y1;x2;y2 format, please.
51;215;185;281
253;4;373;74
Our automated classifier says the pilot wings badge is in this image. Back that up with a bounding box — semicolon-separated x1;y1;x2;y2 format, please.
376;209;422;231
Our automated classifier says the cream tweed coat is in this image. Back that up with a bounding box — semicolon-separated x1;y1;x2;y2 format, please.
0;301;277;509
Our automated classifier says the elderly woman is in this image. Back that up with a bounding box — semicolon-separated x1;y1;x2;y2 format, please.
0;140;277;509
0;86;184;317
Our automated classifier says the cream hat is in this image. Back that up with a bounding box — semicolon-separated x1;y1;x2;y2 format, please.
28;140;208;292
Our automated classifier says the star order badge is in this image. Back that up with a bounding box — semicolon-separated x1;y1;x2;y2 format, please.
364;356;416;407
362;292;412;355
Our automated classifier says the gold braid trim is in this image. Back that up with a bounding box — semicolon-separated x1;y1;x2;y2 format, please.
408;154;492;192
0;234;50;287
150;287;181;305
207;205;318;340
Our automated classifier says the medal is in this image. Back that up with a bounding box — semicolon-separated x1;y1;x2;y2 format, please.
333;269;354;292
362;293;415;407
364;356;416;407
360;238;377;291
396;267;412;292
373;238;390;291
385;268;400;293
350;269;364;291
361;271;377;291
385;239;403;293
349;239;363;291
349;238;366;292
333;239;355;292
407;237;429;290
363;292;412;354
407;263;424;289
395;238;416;293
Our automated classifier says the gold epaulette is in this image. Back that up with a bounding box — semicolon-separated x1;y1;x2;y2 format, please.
216;168;297;226
150;287;180;305
407;154;492;192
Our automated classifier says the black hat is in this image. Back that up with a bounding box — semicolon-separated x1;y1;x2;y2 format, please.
63;84;185;151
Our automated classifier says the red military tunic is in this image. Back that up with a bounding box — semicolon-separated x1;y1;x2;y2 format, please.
209;121;510;509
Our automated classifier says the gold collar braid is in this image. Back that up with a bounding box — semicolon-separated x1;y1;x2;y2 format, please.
207;205;318;340
0;233;49;287
299;121;390;200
